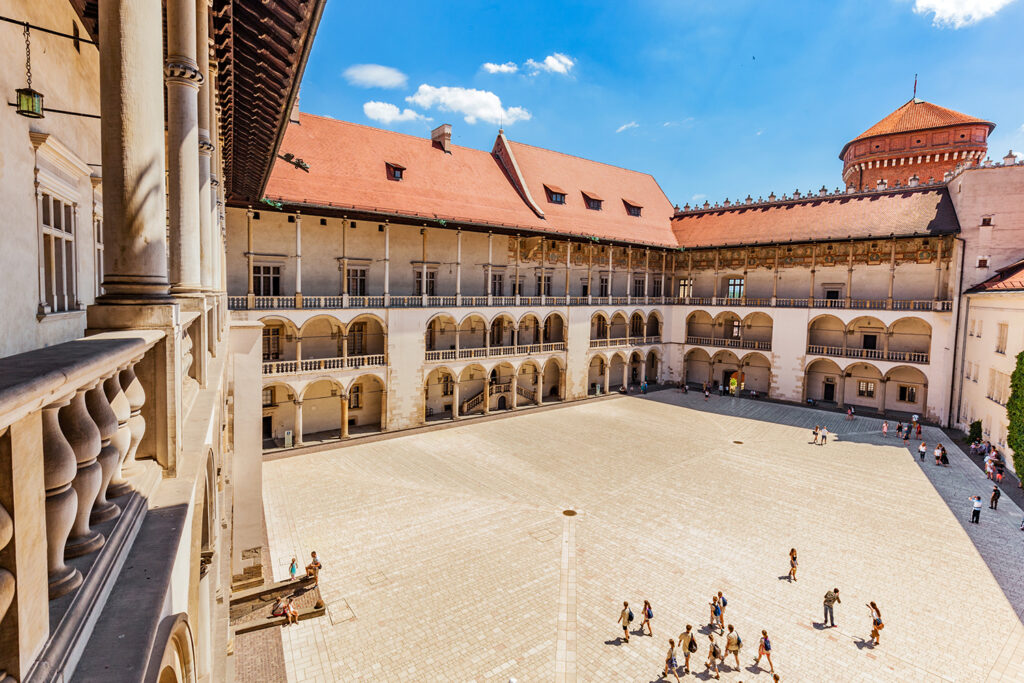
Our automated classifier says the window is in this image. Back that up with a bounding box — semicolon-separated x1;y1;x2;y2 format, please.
996;323;1008;354
624;202;642;217
254;264;281;296
346;267;367;296
981;216;992;226
490;319;505;346
630;316;644;337
511;275;524;296
978;257;989;268
579;278;589;297
729;320;741;338
94;216;104;296
898;385;917;403
535;274;551;296
442;374;454;396
857;381;875;398
40;193;79;313
678;278;693;299
262;328;281;361
633;278;645;297
414;269;436;295
599;276;610;297
386;163;404;181
651;278;663;297
348;322;366;355
969;319;975;336
595;317;608;337
584;195;602;211
988;369;1012;405
491;272;504;296
549;191;565;204
349;383;363;409
726;277;744;299
262;388;275;406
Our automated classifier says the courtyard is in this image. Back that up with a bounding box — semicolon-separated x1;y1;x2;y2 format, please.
258;392;1024;682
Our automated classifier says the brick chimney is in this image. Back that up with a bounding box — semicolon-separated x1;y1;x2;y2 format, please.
431;124;452;153
908;174;919;187
1004;150;1017;165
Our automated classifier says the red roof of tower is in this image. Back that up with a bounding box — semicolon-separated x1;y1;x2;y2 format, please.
839;99;994;158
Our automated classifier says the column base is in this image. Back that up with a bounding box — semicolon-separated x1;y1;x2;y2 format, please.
106;481;134;498
170;283;205;295
90;500;121;525
48;565;83;600
65;530;105;559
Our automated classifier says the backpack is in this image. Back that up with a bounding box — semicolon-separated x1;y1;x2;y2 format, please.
736;632;742;647
627;608;634;623
687;636;698;653
711;643;721;659
720;596;727;608
646;606;653;619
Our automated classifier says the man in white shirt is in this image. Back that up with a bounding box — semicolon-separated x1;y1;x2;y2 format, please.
969;495;982;524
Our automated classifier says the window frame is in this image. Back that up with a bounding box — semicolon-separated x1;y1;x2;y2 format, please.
349;383;363;409
253;263;283;296
345;266;368;296
857;381;875;398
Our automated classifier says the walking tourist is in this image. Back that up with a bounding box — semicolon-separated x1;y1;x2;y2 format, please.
995;459;1005;483
678;625;696;673
903;429;910;447
289;557;298;581
969;495;983;523
990;485;1001;510
823;588;840;627
882;421;888;437
305;551;323;585
867;602;883;645
717;591;728;625
812;426;819;444
704;387;710;401
709;595;722;632
725;624;742;670
916;421;922;439
896;421;903;438
788;548;798;582
846;406;853;420
940;445;949;466
820;426;828;445
705;634;722;679
618;601;632;642
934;444;943;466
663;638;681;681
754;629;774;673
640;599;654;635
918;442;927;461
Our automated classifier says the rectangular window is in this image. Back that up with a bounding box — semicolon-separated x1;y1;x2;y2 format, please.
262;328;281;361
579;278;589;297
599;276;609;297
491;272;504;296
997;323;1008;354
348;322;366;356
346;267;367;296
678;278;693;298
349;384;363;409
651;278;663;297
549;192;565;204
898;385;917;403
254;264;281;296
39;193;78;313
625;204;642;217
94;217;104;296
414;269;436;295
510;275;524;296
857;381;875;398
262;388;274;406
726;277;744;299
442;374;454;396
585;196;602;211
633;278;645;297
969;319;975;336
536;274;551;296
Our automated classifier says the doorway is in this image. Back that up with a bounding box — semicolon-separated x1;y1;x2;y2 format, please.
262;415;273;439
863;334;878;350
496;395;507;410
823;379;836;402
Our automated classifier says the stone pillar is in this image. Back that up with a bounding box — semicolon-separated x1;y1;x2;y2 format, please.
483;378;491;415
511;373;518;411
294;212;303;307
379;389;388;431
540;240;547;305
560;368;567;401
837;374;846;408
456;230;462;305
535;369;543;406
607;247;613;299
622;361;628;388
196;0;214;291
294;400;304;446
96;0;171;300
84;378;121;524
165;0;204;293
514;235;521;305
245;207;255;306
41;400;82;598
383;222;390;306
452;381;460;420
603;362;610;394
878;379;887;415
340;395;350;439
486;233;493;304
229;321;264;588
103;369;133;497
60;387;105;558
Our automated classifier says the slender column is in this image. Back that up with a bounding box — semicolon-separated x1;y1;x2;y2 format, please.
641;359;647;384
514;235;521;304
104;368;133;497
607;247;613;298
661;251;667;302
808;245;816;302
622;360;628;388
293;400;304;446
383;221;390;305
196;0;214;290
452;380;460;420
878;379;887;415
540;239;546;305
97;0;171;300
564;240;571;299
294;212;303;306
712;250;719;305
587;245;593;304
341;216;349;306
165;0;203;293
837;374;846;408
486;232;493;303
482;378;490;414
85;378;121;523
60;387;105;557
340;395;349;439
688;252;694;302
626;246;632;304
486;323;491;350
379;389;388;431
511;372;518;411
513;325;519;348
295;337;303;362
455;327;460;356
772;248;779;302
42;399;82;598
887;239;896;309
644;249;650;299
536;368;543;405
933;238;943;301
559;368;567;400
603;361;610;394
456;230;462;304
246;207;255;302
846;242;854;307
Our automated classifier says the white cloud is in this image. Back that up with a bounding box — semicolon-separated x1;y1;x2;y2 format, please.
662;117;695;128
525;53;576;75
691;193;707;203
483;61;518;74
363;101;428;124
912;0;1017;28
406;85;531;125
343;64;408;89
756;129;764;136
616;121;639;133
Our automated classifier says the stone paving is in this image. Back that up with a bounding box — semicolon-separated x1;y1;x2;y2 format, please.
261;390;1024;682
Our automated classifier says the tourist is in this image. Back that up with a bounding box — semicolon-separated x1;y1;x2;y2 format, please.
903;429;910;447
725;624;742;670
867;602;883;645
704;387;710;401
934;444;943;466
663;638;681;682
305;551;323;585
823;588;840;627
788;548;798;582
940;445;949;466
705;633;722;679
640;599;654;636
678;625;696;673
812;425;819;445
882;421;888;437
918;442;927;462
717;591;728;627
985;453;995;479
846;406;853;420
289;557;298;581
642;380;648;394
709;595;722;632
754;629;774;674
820;426;828;445
896;421;903;438
990;485;1001;510
915;421;922;439
969;495;982;524
285;597;299;625
271;596;288;617
618;600;632;642
995;459;1005;483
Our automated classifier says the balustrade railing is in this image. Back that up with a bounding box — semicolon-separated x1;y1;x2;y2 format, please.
262;354;386;375
427;341;567;362
685;336;772;351
806;344;929;364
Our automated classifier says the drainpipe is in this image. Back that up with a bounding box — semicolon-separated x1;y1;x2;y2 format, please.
949;236;968;429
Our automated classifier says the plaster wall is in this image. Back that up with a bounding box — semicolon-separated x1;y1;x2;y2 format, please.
948;165;1024;291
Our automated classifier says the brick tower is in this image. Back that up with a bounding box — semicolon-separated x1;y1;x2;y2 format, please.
840;99;994;191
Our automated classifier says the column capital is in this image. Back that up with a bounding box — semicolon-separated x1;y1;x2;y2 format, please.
164;56;204;87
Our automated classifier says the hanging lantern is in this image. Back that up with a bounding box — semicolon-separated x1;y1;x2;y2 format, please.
16;25;44;119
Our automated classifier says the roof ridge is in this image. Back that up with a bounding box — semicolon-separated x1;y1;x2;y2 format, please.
505;138;660;179
673;184;945;218
296;111;493;156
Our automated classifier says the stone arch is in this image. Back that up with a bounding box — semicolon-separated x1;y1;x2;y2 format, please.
590;311;610;340
844;361;884;412
629;311;645;337
739;351;772;394
425;366;458;421
645;349;660;383
458;363;488;416
488;313;516;347
299;378;346;439
713;311;743;341
609;351;627;391
489;361;517;411
684;347;712;386
261;381;297;445
807;314;846;349
518;313;543;345
543;311;566;343
542;357;564;399
710;349;741;391
609;311;628;339
516;359;543;406
588;353;608;395
345;374;386;433
344;313;387;356
259;315;299;361
846;316;887;357
887;317;932;355
686;310;713;338
458;313;488;349
628;350;644;386
804;358;843;404
740;311;774;344
884;365;928;414
298;314;345;360
145;613;197;683
645;310;663;337
425;313;458;352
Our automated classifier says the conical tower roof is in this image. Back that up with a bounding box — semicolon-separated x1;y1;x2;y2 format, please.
840;99;993;159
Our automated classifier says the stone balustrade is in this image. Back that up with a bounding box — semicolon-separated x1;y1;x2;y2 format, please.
425;342;566;362
589;336;663;349
262;354;387;375
806;344;929;364
685;336;772;351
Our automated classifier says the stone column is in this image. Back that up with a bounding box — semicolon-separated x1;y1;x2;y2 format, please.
535;369;543;406
41;400;82;598
96;0;171;300
603;362;610;394
383;221;390;305
246;207;255;306
340;395;349;439
379;389;388;431
622;361;628;388
482;378;490;415
878;379;887;415
486;233;493;304
511;373;518;411
165;0;203;293
293;400;304;446
452;380;460;420
837;374;846;408
456;230;462;305
560;368;567;401
196;0;214;291
294;212;303;307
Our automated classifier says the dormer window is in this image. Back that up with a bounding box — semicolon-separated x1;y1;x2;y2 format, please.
386;162;405;181
623;199;642;217
544;184;566;204
582;191;603;211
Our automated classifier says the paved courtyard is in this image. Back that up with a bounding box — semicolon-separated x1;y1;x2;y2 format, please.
260;391;1024;682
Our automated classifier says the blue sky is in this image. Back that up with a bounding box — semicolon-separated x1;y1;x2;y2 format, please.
296;0;1024;207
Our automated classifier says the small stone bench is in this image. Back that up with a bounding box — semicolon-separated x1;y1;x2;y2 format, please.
233;604;327;634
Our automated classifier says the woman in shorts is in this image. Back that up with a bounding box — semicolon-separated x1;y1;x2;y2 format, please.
640;599;653;636
868;601;883;645
788;548;798;581
663;638;681;681
754;629;774;673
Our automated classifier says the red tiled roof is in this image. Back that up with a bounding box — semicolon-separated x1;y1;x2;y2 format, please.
504;140;677;245
967;260;1024;293
841;99;994;158
671;188;959;248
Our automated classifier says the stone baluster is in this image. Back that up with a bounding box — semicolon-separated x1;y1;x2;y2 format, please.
182;326;194;380
120;362;147;475
59;387;105;557
0;493;15;642
42;400;82;598
85;376;122;523
105;368;133;497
